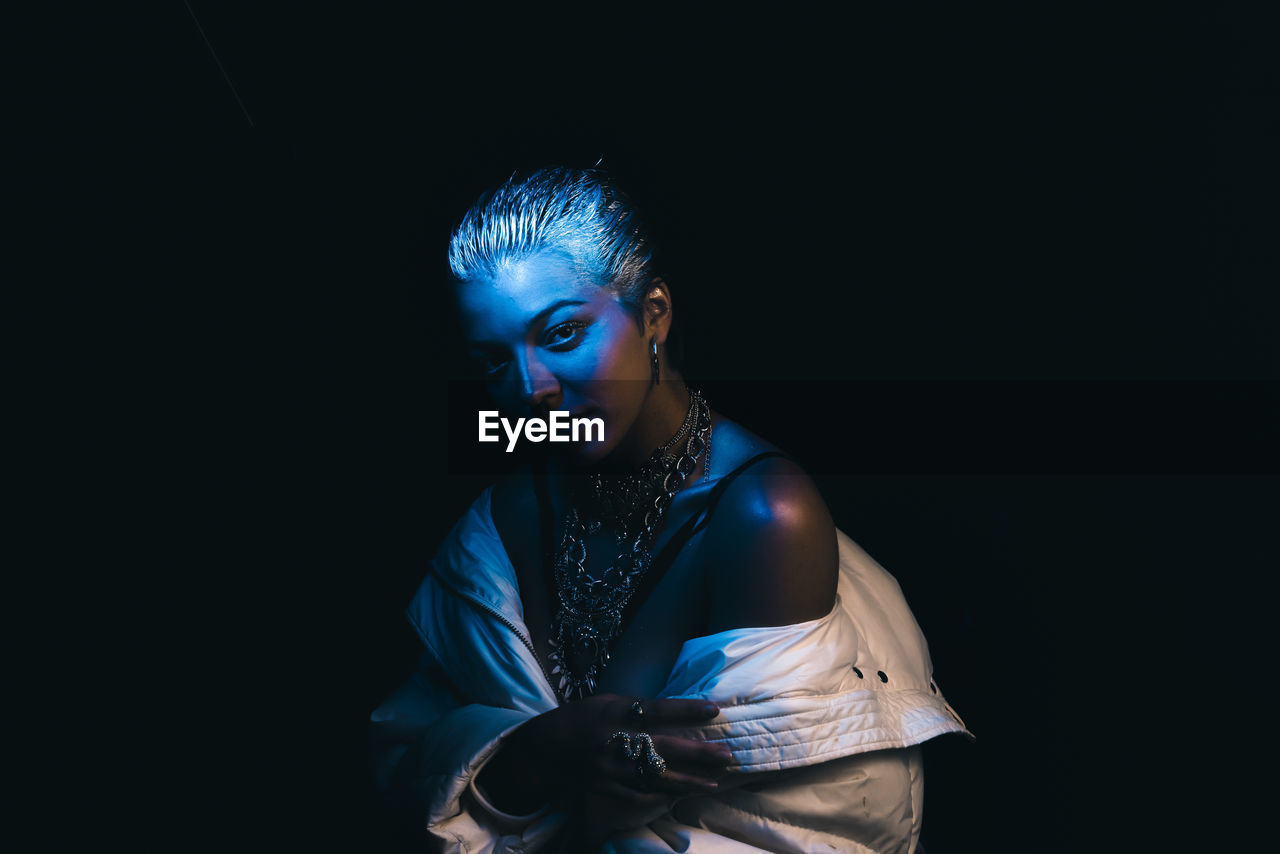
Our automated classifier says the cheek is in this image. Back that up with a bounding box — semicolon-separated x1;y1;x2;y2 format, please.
593;317;647;377
594;341;650;418
562;318;647;444
560;317;645;386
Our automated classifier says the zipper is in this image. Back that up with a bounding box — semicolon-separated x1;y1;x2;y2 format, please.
428;563;562;704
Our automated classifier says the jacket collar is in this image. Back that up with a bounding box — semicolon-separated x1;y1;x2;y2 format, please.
430;486;528;628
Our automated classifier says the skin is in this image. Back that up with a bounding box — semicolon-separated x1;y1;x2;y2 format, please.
456;250;691;471
449;250;841;844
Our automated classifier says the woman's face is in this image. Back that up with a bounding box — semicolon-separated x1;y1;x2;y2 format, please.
457;251;655;465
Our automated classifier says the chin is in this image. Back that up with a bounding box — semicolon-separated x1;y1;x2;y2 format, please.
560;439;613;468
551;424;619;469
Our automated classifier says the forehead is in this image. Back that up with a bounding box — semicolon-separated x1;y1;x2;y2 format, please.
457;252;608;337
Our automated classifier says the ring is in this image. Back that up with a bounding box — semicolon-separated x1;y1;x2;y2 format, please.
627;699;645;722
605;731;668;780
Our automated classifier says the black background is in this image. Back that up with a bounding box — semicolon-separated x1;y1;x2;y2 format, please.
104;5;1278;852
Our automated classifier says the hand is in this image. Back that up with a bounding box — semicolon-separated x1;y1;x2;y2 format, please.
510;693;731;806
576;785;676;850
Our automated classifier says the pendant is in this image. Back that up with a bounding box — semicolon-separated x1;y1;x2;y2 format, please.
547;547;651;701
547;621;611;700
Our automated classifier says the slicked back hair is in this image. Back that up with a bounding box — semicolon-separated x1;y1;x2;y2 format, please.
447;167;655;332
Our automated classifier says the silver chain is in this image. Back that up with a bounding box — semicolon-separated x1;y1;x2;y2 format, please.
548;390;712;701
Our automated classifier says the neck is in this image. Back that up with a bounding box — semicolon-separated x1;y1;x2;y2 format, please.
600;375;692;473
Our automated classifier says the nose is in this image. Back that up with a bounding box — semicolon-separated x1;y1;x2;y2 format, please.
515;346;563;413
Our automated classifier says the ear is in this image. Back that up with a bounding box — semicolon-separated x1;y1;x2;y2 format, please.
642;277;673;344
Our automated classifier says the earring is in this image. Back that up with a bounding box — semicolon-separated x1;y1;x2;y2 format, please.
650;337;660;387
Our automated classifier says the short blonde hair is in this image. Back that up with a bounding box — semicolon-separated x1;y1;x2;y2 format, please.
447;167;654;328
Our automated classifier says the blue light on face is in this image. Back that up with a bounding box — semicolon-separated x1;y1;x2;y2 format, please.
456;250;654;466
459;252;626;409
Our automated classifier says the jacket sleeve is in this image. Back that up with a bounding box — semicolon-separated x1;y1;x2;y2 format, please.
587;530;971;853
595;746;924;854
370;646;568;853
371;482;572;852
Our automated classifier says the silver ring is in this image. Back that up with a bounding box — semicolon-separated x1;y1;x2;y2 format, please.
606;731;668;778
632;732;668;777
627;699;645;722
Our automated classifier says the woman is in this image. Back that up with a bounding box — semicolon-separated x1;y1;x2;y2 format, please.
371;167;970;853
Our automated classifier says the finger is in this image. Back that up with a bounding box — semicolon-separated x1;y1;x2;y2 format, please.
649;734;734;770
597;778;676;806
586;787;676;837
601;752;720;794
648;768;720;794
599;732;731;788
630;697;721;724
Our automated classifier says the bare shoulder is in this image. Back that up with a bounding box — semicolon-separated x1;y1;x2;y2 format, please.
699;414;839;633
702;412;778;478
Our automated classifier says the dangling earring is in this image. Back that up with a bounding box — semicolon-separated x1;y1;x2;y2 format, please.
650;337;660;387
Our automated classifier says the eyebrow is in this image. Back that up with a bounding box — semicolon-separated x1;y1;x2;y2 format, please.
468;299;588;350
528;299;587;330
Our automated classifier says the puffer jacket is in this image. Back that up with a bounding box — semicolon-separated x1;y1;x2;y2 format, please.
370;486;972;853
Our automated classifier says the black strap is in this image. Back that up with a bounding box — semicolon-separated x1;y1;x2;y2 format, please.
533;451;791;658
616;451;789;640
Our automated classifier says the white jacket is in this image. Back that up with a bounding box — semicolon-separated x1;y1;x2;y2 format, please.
371;487;972;853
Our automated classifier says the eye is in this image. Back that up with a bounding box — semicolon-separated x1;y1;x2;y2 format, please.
543;320;587;350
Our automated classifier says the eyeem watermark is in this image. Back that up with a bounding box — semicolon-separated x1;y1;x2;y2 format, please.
478;411;605;453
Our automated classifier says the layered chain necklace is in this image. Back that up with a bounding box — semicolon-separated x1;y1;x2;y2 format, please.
547;388;712;701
